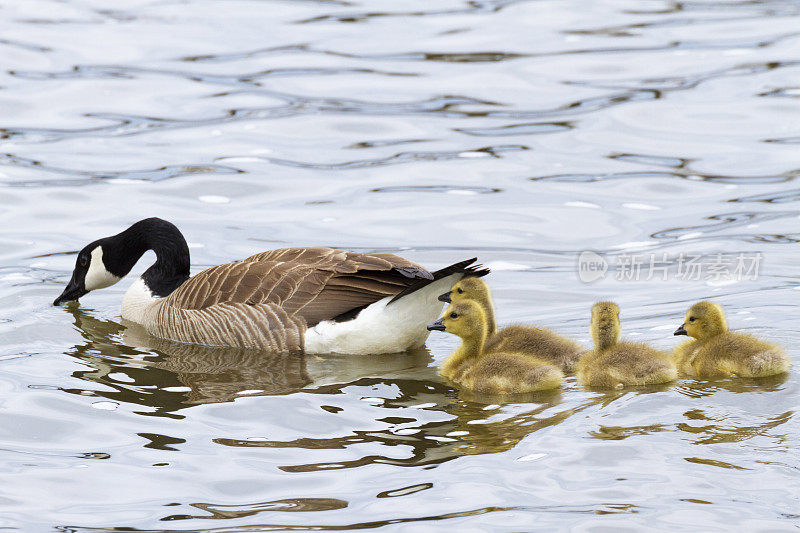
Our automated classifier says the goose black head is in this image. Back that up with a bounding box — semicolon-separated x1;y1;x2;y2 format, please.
53;218;191;306
53;240;123;305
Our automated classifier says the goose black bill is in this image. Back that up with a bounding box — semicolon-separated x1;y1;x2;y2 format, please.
53;275;86;306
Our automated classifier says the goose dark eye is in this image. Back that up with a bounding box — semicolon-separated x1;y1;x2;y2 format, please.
457;288;463;294
449;312;458;319
688;317;695;322
79;255;89;268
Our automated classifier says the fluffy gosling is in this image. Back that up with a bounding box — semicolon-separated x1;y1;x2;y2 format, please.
439;276;585;372
576;302;677;389
673;301;790;379
427;300;563;394
439;276;497;334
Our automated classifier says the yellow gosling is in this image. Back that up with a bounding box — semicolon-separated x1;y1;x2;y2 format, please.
576;302;677;389
673;301;790;379
427;300;563;394
439;276;497;335
439;276;585;372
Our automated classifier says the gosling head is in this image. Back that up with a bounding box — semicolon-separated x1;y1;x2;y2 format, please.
53;240;123;305
427;300;488;341
438;276;492;304
674;301;728;340
590;301;621;351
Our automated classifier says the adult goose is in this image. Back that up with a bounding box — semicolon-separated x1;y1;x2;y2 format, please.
53;218;488;354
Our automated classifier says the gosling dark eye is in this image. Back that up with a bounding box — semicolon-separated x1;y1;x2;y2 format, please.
688;317;695;322
457;288;463;294
449;312;458;319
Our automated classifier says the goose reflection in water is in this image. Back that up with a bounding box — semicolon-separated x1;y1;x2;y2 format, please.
124;322;311;406
63;306;310;414
63;306;435;413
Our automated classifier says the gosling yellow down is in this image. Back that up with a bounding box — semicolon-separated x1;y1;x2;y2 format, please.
439;276;585;372
427;300;563;394
673;301;790;379
576;302;677;389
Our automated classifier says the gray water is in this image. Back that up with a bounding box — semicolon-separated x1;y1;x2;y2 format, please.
1;0;800;530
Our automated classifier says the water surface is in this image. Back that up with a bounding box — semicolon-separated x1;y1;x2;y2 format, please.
1;0;800;530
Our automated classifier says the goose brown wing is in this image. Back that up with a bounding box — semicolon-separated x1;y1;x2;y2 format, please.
164;247;434;326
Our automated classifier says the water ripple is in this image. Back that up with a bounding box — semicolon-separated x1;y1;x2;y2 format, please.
61;505;517;532
177;31;800;68
164;498;349;520
11;64;416;85
568;59;800;94
456;121;574;136
626;0;800;16
533;152;800;184
370;185;501;194
4;1;800;530
651;211;800;240
296;0;525;24
0;86;664;145
0;37;51;52
730;188;800;203
247;145;526;170
0;154;242;187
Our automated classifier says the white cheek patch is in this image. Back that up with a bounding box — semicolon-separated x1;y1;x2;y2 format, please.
85;247;121;291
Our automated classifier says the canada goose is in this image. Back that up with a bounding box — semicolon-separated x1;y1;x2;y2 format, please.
53;218;489;354
673;301;790;378
576;302;677;389
427;300;563;394
439;276;585;372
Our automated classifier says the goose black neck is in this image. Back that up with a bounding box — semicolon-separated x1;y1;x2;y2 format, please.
105;218;190;297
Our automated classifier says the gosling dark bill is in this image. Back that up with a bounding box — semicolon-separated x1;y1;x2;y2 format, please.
674;324;687;336
438;292;451;303
427;318;446;331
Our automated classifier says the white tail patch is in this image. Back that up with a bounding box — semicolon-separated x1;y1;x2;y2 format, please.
304;274;462;355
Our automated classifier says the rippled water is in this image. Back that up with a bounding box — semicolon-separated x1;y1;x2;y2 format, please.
1;0;800;530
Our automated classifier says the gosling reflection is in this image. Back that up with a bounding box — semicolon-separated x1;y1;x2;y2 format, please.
583;377;791;443
443;390;565;455
677;404;794;445
161;497;349;521
676;372;789;397
216;377;569;470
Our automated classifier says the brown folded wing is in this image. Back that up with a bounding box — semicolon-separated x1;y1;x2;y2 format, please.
164;247;433;327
